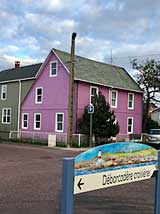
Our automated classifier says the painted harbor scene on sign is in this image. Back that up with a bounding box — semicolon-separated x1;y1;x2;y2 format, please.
74;142;158;176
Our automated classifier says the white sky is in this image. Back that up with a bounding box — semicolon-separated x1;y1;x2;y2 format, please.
0;0;160;78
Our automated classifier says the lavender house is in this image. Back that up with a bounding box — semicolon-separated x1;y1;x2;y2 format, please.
21;49;143;142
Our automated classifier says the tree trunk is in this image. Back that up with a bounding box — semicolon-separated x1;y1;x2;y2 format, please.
143;95;150;133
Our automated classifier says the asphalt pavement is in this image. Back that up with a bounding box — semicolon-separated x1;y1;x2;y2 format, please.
0;143;156;214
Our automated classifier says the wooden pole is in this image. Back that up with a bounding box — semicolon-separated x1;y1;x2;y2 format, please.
67;32;77;148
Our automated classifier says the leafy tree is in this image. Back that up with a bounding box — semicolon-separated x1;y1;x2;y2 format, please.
79;92;119;144
131;59;160;132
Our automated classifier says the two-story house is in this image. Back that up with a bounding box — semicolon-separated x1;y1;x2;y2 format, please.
0;62;42;138
20;49;143;142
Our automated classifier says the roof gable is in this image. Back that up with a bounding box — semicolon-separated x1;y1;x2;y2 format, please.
53;48;142;93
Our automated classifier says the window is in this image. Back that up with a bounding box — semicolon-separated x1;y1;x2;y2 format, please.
128;93;134;109
127;117;133;134
55;113;64;132
2;108;11;124
1;85;7;100
34;113;41;130
35;87;43;104
22;113;28;129
90;86;98;103
111;90;118;108
50;61;58;77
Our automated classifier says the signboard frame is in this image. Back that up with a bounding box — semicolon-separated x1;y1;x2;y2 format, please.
61;144;160;214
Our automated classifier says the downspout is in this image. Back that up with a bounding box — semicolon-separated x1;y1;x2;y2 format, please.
17;80;21;138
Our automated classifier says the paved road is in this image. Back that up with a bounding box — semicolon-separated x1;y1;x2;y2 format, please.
0;143;156;214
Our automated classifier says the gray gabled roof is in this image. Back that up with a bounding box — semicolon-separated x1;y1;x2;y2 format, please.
53;48;142;93
0;63;42;82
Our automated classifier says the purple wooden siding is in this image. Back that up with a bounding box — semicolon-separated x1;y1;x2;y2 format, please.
21;51;69;134
76;81;142;135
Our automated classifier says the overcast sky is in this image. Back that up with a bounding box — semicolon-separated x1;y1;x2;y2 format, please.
0;0;160;76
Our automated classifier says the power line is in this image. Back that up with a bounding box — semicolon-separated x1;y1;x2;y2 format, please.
105;53;160;60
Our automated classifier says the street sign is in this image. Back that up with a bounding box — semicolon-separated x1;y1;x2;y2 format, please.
87;104;94;114
74;165;155;194
74;142;158;194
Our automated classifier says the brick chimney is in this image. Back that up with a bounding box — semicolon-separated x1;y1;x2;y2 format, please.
15;61;20;68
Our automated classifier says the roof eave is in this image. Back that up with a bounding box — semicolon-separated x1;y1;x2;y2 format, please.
74;78;143;93
0;77;36;84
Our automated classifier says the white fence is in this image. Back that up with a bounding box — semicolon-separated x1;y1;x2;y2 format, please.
9;130;89;147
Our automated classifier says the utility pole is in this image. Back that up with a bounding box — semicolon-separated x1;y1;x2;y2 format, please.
67;32;77;148
110;48;113;65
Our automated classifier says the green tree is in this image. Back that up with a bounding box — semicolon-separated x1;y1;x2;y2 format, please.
131;59;160;132
79;92;119;144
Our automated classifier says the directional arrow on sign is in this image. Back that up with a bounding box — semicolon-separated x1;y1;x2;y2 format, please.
77;178;84;190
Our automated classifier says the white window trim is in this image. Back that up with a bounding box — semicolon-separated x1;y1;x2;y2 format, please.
128;93;134;110
50;61;58;77
2;108;11;124
55;112;64;132
90;86;98;104
110;90;118;108
22;113;29;129
34;113;41;130
35;87;43;104
1;85;7;100
127;117;134;134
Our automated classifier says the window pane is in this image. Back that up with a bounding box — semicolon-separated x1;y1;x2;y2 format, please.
36;114;40;121
51;62;57;75
128;118;132;125
91;88;97;96
24;114;28;120
129;101;132;108
4;109;7;116
128;125;132;133
37;95;42;102
7;116;10;123
37;88;42;95
57;123;62;130
57;114;63;122
2;93;6;99
112;91;116;99
112;99;115;106
129;94;133;101
36;122;40;128
7;109;11;116
24;121;27;128
3;117;6;123
56;113;63;131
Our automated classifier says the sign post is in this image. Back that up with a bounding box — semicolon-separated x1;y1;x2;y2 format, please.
61;158;74;214
155;151;160;214
87;104;94;147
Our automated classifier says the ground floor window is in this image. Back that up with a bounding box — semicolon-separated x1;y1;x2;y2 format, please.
55;113;64;132
2;108;11;124
22;113;28;129
34;113;41;130
127;117;133;134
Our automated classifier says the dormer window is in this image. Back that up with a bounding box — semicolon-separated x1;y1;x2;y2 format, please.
50;61;58;77
1;85;7;100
